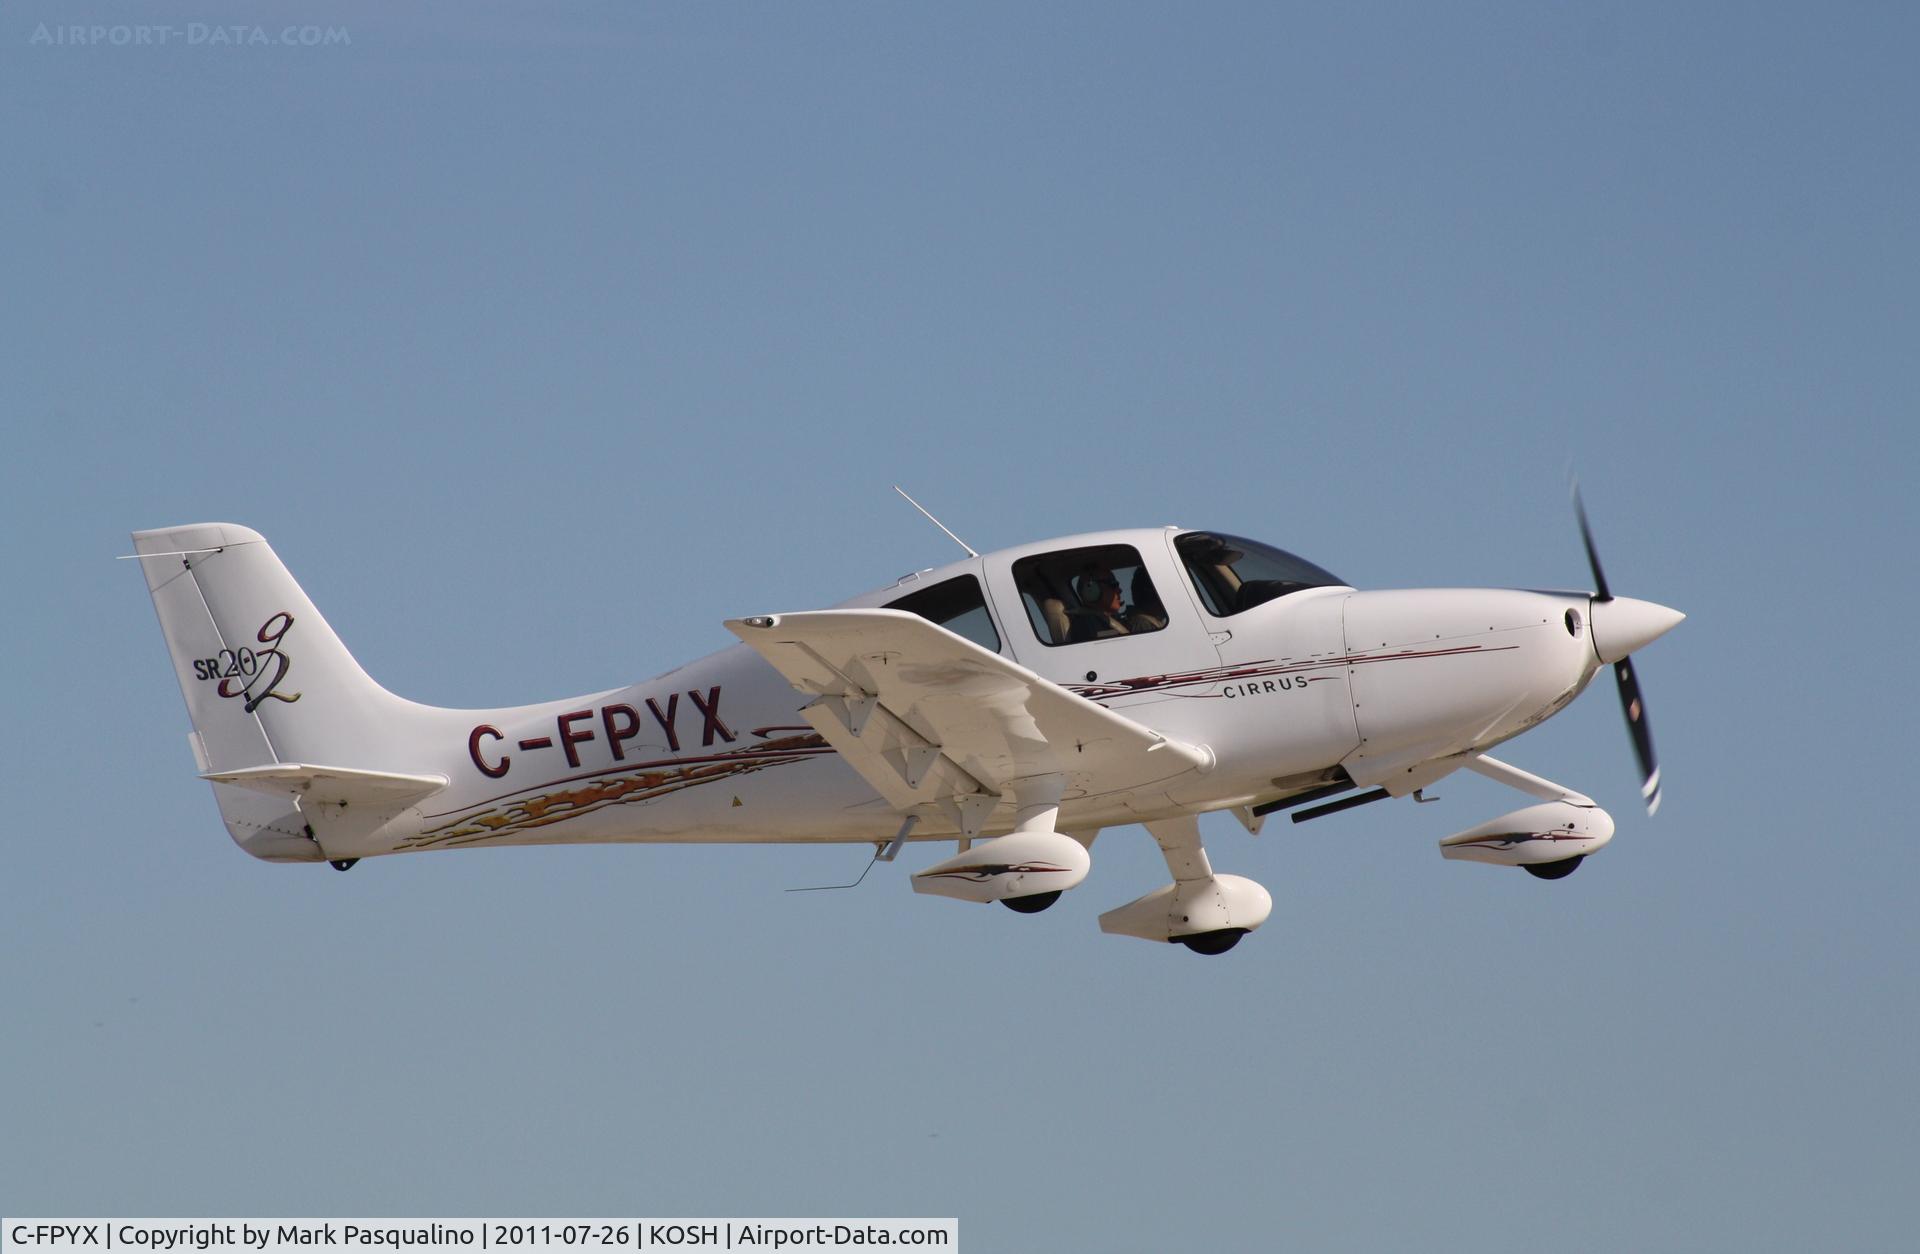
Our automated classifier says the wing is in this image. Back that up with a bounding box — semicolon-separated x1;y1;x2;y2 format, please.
726;609;1211;835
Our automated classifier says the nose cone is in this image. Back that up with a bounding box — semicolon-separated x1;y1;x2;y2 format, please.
1589;596;1685;664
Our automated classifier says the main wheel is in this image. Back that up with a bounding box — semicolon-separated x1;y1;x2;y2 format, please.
1177;928;1248;955
1001;890;1062;914
1524;855;1584;881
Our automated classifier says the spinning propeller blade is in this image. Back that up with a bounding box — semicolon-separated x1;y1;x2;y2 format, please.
1573;483;1613;603
1612;654;1661;815
1573;483;1675;816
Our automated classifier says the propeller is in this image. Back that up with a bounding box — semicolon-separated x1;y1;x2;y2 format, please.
1573;484;1679;816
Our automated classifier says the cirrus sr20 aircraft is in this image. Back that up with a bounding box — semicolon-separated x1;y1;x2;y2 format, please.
132;490;1681;956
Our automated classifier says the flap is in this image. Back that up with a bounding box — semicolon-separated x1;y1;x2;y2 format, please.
726;609;1210;825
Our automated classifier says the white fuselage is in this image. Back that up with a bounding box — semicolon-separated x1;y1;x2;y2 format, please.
340;529;1602;861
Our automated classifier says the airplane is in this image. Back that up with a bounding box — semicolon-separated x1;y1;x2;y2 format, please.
130;489;1682;956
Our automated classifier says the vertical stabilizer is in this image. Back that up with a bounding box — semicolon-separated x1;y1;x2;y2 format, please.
133;523;445;861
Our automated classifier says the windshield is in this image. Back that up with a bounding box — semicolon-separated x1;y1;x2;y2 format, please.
1175;531;1344;617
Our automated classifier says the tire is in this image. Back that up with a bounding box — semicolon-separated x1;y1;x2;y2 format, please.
1176;928;1247;955
1523;855;1583;880
1001;890;1062;914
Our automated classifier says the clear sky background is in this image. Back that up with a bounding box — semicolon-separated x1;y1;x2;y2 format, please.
3;2;1915;1249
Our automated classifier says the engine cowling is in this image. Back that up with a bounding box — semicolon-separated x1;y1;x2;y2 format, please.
1098;874;1273;943
911;829;1091;904
1439;800;1614;867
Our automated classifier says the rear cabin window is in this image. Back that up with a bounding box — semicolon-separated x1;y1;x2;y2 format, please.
1175;531;1344;617
1010;543;1169;646
885;574;1001;653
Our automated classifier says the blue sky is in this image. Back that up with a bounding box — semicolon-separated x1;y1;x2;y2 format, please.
3;3;1915;1249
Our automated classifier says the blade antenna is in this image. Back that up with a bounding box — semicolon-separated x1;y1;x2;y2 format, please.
893;485;978;558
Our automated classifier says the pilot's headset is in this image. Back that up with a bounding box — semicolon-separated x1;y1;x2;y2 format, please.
1073;568;1118;608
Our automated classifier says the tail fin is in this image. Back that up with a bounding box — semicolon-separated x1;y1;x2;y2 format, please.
133;523;448;861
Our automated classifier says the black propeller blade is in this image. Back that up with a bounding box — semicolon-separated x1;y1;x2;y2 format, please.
1573;482;1662;816
1613;656;1660;815
1573;482;1613;604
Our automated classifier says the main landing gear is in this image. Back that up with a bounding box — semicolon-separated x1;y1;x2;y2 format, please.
1097;816;1273;957
1001;890;1062;914
330;858;359;872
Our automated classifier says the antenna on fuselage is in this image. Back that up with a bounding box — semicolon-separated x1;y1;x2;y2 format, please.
785;848;881;893
786;817;916;892
893;485;978;558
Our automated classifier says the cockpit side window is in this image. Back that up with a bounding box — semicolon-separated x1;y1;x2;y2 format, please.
1176;531;1344;617
1011;544;1167;646
885;574;1001;653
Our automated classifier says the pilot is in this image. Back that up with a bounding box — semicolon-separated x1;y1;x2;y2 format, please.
1069;567;1133;642
1127;568;1168;633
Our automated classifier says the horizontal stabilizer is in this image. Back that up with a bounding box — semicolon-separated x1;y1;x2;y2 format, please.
201;763;449;808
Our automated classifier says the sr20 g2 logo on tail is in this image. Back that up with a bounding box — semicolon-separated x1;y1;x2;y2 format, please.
190;611;303;713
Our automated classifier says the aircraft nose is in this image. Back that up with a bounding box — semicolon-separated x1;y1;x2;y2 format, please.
1589;596;1685;665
